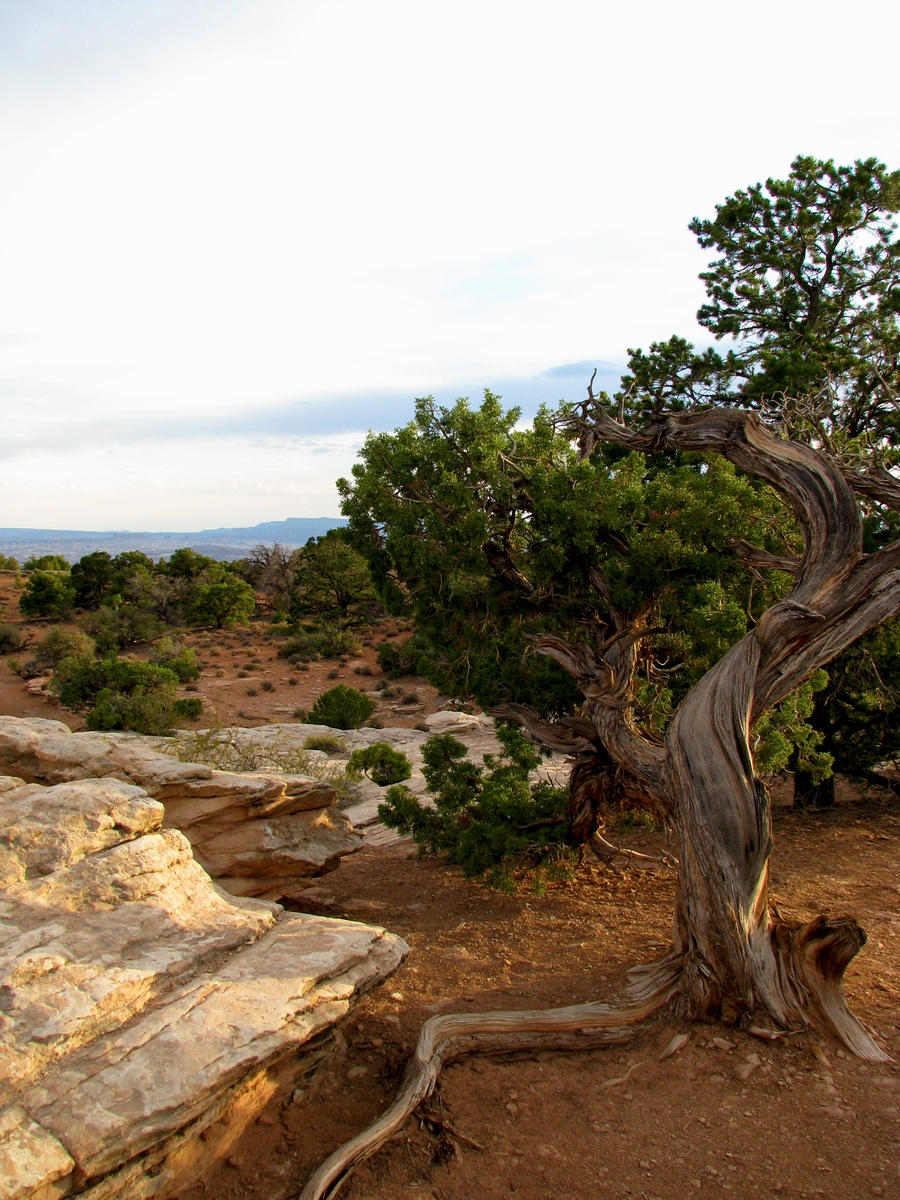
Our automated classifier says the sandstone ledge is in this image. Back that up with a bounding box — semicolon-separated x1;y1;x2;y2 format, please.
0;774;407;1200
0;717;363;900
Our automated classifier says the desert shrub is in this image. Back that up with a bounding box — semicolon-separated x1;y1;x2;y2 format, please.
378;726;569;887
0;623;26;654
348;742;412;786
376;638;423;678
174;697;203;719
23;554;69;572
149;636;200;681
187;576;255;628
307;684;374;729
10;659;44;680
0;555;19;571
19;570;76;619
53;655;184;735
82;603;164;653
304;733;348;753
34;626;95;668
279;622;362;662
261;680;274;692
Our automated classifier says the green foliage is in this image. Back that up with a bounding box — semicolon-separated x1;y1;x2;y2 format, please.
70;551;113;608
82;602;164;653
23;554;69;572
0;623;26;654
288;530;379;621
307;684;374;729
376;637;425;678
278;622;362;661
149;636;200;681
690;154;899;415
341;392;792;726
164;547;219;579
348;741;412;785
0;555;19;571
53;655;183;735
34;626;95;668
378;726;569;886
19;570;76;619
187;576;255;628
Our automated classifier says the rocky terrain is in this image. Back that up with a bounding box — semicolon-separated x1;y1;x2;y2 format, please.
0;768;405;1200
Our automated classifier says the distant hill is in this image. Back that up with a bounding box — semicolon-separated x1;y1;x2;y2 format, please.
0;517;348;563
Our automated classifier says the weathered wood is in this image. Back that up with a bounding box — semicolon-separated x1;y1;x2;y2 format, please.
296;958;680;1200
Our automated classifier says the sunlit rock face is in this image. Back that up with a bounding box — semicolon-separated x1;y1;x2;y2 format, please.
0;772;407;1200
0;717;364;900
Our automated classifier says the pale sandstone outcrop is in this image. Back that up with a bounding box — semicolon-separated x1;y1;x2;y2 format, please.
0;773;406;1200
0;717;363;900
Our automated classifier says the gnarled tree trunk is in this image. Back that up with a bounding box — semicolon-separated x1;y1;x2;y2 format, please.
565;400;900;1059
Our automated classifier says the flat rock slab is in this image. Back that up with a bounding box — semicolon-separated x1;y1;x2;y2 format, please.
0;775;406;1200
0;717;364;899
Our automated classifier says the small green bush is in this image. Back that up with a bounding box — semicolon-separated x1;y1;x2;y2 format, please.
149;636;200;681
278;622;362;662
35;626;95;668
0;623;26;654
378;726;569;886
348;742;412;786
304;733;347;753
307;684;374;729
19;570;76;619
53;655;186;735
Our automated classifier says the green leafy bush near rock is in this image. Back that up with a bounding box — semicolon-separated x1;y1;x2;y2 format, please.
0;623;27;654
307;684;374;729
378;726;569;888
348;741;412;785
52;655;195;735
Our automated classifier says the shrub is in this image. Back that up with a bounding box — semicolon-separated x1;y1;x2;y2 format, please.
149;636;200;681
304;733;348;754
19;570;76;619
23;554;68;572
0;555;19;571
34;626;95;668
378;726;569;886
53;655;185;735
82;603;164;653
0;623;26;654
348;742;412;786
376;637;422;678
278;622;362;662
307;684;374;729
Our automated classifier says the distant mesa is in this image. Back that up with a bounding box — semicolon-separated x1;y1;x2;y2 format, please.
0;516;349;563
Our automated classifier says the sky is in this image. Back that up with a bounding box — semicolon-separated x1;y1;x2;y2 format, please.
1;0;898;532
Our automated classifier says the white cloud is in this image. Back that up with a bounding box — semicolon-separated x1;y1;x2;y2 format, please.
1;0;898;527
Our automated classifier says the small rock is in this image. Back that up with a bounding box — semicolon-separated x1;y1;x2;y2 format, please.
734;1053;762;1081
659;1032;689;1060
712;1037;735;1051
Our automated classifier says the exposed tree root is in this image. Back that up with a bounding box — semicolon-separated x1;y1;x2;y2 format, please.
295;920;889;1200
295;956;680;1200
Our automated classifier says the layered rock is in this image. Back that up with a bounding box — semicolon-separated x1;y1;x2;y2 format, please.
0;717;363;900
0;773;406;1200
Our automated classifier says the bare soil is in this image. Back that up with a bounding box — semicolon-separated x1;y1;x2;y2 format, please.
0;575;898;1200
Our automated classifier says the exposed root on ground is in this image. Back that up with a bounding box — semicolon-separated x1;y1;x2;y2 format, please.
294;919;890;1200
295;955;680;1200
